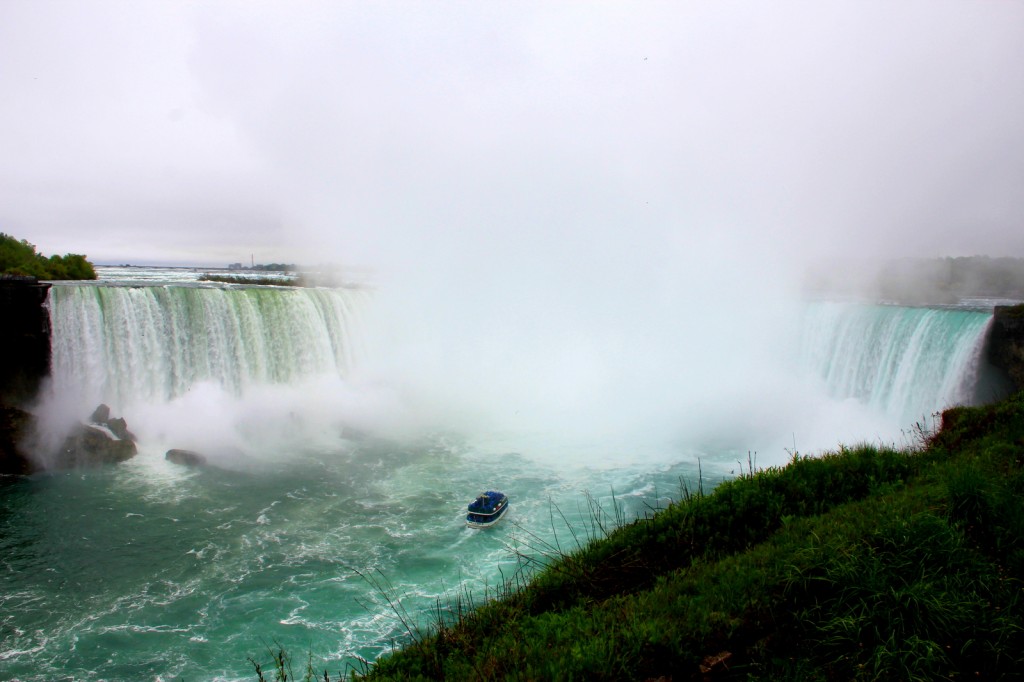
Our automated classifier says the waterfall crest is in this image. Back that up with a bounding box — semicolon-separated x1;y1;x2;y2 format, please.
48;284;369;411
44;286;998;453
799;302;992;423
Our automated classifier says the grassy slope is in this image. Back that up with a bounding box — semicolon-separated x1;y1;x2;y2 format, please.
261;394;1024;681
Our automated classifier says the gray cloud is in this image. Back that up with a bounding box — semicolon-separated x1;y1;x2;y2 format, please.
1;0;1022;270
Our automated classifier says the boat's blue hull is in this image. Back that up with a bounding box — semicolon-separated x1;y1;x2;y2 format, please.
466;491;509;528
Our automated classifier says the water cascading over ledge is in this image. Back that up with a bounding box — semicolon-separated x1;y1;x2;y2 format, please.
41;287;1007;457
799;302;996;424
48;283;370;412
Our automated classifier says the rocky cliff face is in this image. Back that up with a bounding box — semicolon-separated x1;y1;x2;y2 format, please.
0;277;52;407
987;304;1024;394
0;278;53;474
0;406;36;475
0;283;141;474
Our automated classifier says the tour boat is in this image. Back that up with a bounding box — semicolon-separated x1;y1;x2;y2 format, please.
466;490;509;528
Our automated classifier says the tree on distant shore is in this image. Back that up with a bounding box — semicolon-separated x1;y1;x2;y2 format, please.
0;233;96;280
804;255;1024;303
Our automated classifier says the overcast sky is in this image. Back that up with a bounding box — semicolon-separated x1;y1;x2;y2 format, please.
1;1;1023;271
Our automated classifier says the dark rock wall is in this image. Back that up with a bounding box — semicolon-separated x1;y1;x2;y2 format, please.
986;304;1024;395
0;286;143;474
0;406;37;475
0;278;52;407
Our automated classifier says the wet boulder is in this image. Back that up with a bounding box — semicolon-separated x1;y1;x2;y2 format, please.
89;404;111;424
105;417;135;442
0;406;37;475
165;449;208;467
58;423;137;467
53;405;138;468
90;404;137;442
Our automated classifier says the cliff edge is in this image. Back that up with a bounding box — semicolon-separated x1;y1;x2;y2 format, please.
0;276;52;408
987;304;1024;393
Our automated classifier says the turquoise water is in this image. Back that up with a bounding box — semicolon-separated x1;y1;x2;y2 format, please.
0;275;999;681
1;434;704;681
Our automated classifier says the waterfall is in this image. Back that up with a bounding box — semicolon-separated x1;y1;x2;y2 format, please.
43;285;997;453
47;284;370;412
799;302;992;424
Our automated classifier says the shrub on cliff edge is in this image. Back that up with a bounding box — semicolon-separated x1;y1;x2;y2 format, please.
0;232;96;280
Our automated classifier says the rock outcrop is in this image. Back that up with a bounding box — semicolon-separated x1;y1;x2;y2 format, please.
0;406;37;475
54;404;138;469
987;304;1024;394
1;404;141;475
0;276;52;474
57;424;138;467
165;449;208;467
90;404;136;442
0;282;143;474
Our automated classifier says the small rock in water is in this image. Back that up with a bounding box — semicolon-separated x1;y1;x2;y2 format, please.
165;449;208;467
